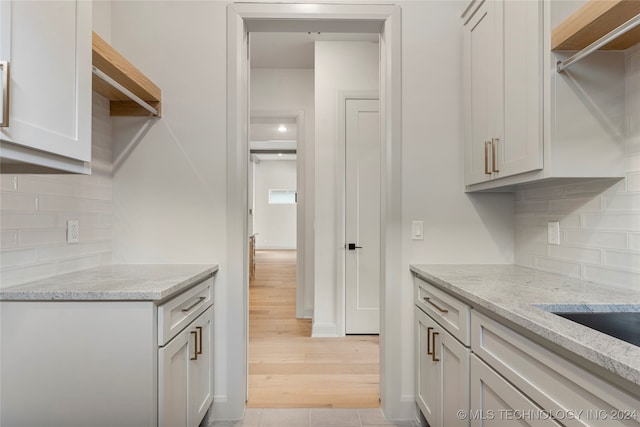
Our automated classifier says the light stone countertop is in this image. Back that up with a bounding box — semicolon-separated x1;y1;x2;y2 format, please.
0;264;218;301
410;264;640;391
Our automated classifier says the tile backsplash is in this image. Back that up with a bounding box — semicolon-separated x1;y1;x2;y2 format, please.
515;48;640;291
0;94;113;289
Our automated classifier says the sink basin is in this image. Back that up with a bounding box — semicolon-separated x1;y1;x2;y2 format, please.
553;312;640;347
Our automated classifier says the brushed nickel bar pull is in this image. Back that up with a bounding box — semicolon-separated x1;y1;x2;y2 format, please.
427;327;434;355
484;141;491;174
431;332;440;362
181;296;206;313
1;61;9;127
196;326;203;355
492;138;499;172
423;297;449;313
190;331;198;361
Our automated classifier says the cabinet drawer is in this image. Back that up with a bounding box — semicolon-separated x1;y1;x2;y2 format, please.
415;276;470;346
158;277;214;346
472;310;640;426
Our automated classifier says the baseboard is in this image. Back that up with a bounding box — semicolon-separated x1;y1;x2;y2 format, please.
211;396;244;421
311;322;338;337
303;307;313;319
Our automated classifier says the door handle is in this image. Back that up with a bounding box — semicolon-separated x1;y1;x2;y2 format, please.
347;243;363;250
1;61;9;127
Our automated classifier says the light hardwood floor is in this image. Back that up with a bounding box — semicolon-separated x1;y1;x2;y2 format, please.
248;250;380;408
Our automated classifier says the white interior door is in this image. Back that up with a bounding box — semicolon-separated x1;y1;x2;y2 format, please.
345;98;380;334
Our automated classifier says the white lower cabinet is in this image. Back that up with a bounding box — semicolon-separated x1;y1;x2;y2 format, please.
415;306;470;427
470;355;561;427
0;275;215;427
159;306;213;427
414;274;640;427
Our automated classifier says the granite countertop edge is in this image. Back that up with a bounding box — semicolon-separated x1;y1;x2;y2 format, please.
0;264;219;302
409;264;640;390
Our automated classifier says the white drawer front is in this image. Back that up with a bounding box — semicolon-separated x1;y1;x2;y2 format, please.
415;276;471;346
158;277;214;346
472;310;640;427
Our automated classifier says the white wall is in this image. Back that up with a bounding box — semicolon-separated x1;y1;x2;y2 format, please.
108;0;230;417
313;41;380;336
251;68;314;317
0;94;113;288
253;160;297;249
513;46;640;291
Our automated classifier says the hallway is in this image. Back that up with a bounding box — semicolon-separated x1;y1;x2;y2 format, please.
248;250;380;408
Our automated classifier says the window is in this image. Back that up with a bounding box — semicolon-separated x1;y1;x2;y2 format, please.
268;189;296;204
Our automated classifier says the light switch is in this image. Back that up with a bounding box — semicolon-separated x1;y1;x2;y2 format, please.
412;221;424;240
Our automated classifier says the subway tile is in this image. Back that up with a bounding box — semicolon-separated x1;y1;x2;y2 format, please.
55;255;103;276
73;183;113;201
37;241;111;263
1;212;58;230
582;213;640;231
0;192;38;211
548;197;601;214
514;252;536;269
547;245;602;265
37;195;85;213
56;213;104;228
563;179;623;198
514;200;548;214
583;265;640;291
627;172;640;192
17;176;74;197
604;250;640;272
534;257;582;279
1;230;18;249
532;215;581;229
0;175;17;192
514;213;537;227
0;262;57;288
630;233;640;251
602;193;640;212
0;248;38;268
563;229;627;250
18;228;66;247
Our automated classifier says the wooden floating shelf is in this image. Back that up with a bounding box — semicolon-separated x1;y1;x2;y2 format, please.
92;32;162;117
552;0;640;51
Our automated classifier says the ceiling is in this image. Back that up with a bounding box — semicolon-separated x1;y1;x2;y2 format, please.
250;32;379;69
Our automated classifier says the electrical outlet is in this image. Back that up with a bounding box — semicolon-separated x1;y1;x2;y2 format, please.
67;220;79;244
547;221;560;245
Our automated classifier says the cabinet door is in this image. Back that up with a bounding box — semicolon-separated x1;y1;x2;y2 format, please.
0;0;92;173
159;326;191;427
415;307;440;426
498;0;543;179
471;355;562;427
190;306;214;427
463;0;499;185
437;322;470;427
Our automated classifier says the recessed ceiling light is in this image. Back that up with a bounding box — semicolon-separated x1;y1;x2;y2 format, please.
278;125;287;132
278;153;283;157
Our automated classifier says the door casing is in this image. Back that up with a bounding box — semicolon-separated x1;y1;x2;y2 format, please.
225;2;404;421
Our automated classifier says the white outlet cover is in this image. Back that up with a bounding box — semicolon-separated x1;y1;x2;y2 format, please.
67;220;80;244
547;221;560;245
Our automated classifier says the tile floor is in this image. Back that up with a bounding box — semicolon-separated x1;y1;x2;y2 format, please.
208;408;422;427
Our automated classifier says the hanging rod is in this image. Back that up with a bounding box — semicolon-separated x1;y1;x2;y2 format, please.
92;66;159;116
557;12;640;73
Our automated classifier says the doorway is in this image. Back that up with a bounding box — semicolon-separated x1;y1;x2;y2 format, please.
226;3;403;420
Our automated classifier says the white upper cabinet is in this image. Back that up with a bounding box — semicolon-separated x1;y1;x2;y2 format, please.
463;0;543;187
0;0;92;174
462;0;626;192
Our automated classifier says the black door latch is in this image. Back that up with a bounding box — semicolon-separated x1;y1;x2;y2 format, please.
348;243;363;250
